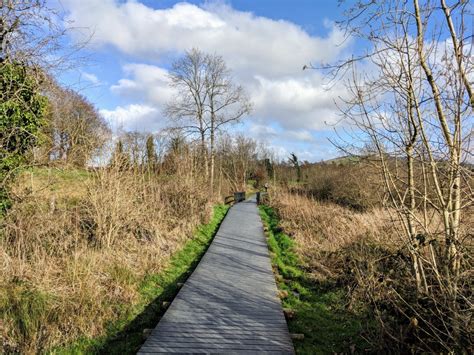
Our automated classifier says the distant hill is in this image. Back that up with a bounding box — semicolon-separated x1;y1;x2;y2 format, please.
319;155;474;170
323;156;361;165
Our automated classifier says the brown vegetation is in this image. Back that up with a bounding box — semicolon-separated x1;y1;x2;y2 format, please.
0;163;211;353
1;125;272;353
36;80;110;167
290;159;381;211
268;186;473;352
2;2;471;353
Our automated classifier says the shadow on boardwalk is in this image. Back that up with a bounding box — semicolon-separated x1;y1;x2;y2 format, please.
93;206;230;354
138;199;294;354
95;249;201;353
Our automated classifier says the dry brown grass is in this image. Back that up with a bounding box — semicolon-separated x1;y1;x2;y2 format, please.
276;160;383;211
0;166;212;353
269;188;398;274
268;187;473;352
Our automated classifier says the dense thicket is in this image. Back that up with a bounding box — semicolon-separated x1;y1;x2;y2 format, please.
38;82;110;167
0;62;47;211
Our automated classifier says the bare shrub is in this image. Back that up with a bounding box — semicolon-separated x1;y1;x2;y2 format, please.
268;187;473;351
301;160;381;211
0;165;211;353
318;0;474;350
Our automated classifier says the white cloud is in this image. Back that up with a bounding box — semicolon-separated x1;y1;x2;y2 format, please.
252;74;344;130
286;130;315;142
63;0;352;158
109;62;346;132
110;63;175;106
244;122;327;161
81;71;100;85
100;104;161;132
65;1;348;77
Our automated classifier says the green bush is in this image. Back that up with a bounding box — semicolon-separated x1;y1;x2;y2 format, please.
0;63;48;212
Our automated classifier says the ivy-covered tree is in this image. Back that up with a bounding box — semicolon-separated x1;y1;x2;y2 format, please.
0;62;47;211
146;134;157;170
109;139;130;171
264;158;274;180
288;153;301;183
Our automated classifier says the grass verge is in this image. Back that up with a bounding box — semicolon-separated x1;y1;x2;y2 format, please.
259;204;375;354
51;204;229;355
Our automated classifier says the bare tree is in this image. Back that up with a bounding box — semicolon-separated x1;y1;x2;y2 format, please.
0;0;85;72
205;54;252;194
165;49;251;193
216;134;258;192
42;83;110;167
323;0;473;349
121;131;149;169
166;49;210;177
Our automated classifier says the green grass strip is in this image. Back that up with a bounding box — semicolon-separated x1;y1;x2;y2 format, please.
51;204;229;355
259;205;374;355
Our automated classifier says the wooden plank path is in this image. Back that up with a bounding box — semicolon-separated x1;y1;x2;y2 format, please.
138;197;294;354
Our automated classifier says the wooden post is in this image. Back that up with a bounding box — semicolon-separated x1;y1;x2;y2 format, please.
234;191;245;203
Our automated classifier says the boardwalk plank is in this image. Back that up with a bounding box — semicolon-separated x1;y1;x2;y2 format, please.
138;198;294;354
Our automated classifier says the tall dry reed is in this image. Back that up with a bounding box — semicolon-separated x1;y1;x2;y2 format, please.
268;187;473;352
0;166;211;353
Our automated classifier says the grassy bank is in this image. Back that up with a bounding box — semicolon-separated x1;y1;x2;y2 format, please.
52;204;229;354
1;167;217;353
263;187;474;352
259;205;375;354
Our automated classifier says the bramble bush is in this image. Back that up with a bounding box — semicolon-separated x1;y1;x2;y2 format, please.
0;63;47;212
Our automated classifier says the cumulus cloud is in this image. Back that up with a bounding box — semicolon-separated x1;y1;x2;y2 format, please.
63;0;352;159
110;64;176;106
252;74;344;130
80;71;101;85
100;104;161;132
108;62;345;131
64;1;347;76
244;122;331;162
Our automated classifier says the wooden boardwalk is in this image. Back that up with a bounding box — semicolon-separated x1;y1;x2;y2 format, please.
138;197;294;354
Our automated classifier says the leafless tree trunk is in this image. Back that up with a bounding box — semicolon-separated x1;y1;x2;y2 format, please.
205;54;252;195
166;49;210;178
166;49;251;194
321;0;473;348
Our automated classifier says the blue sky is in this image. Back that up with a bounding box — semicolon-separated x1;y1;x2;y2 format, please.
59;0;357;162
